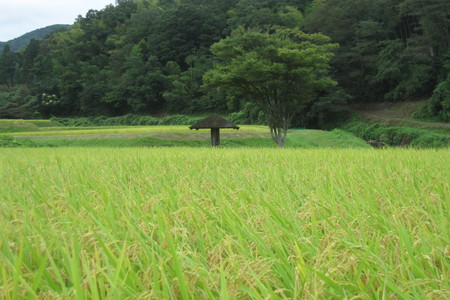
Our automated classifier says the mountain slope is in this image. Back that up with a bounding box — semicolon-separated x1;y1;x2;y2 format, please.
0;24;70;52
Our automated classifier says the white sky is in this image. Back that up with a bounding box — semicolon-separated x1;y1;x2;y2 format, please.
0;0;116;41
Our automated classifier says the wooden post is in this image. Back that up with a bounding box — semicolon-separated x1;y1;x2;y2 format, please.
211;128;220;146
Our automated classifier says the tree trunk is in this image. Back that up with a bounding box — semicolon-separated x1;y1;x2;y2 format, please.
270;126;286;148
269;114;291;148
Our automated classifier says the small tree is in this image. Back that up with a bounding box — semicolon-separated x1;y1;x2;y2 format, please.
204;27;337;147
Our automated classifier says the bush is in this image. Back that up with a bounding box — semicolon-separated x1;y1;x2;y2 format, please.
414;74;450;122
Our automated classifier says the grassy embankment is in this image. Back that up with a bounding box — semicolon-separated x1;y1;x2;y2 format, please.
0;119;370;148
0;148;448;298
328;102;450;148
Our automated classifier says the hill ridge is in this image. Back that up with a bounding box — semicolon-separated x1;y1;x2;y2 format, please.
0;24;70;52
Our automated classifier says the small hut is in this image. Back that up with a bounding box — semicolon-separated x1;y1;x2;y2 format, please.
189;114;239;146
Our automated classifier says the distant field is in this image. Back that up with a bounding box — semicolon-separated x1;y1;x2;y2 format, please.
2;125;268;138
0;119;60;132
0;119;370;148
0;148;448;298
0;119;56;125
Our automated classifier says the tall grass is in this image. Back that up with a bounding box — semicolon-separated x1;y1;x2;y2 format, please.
0;148;448;298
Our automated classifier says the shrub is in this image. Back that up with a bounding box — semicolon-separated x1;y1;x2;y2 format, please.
414;74;450;122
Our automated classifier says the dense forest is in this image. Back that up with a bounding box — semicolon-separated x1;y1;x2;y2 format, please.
0;0;449;123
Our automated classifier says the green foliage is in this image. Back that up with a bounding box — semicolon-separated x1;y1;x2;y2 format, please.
3;0;450;120
304;0;450;102
299;88;352;128
414;74;450;121
204;27;337;146
227;0;310;30
375;39;433;101
163;56;228;113
2;0;321;119
105;52;166;114
147;2;226;66
0;85;40;118
157;114;203;125
228;102;265;125
0;45;18;86
50;114;204;127
342;121;450;148
304;0;382;100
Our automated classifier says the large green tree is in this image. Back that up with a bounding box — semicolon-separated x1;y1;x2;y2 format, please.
204;27;336;147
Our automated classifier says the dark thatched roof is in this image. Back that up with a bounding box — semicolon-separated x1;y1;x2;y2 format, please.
189;114;239;130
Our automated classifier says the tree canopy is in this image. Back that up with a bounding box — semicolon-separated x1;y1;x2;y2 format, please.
204;27;336;147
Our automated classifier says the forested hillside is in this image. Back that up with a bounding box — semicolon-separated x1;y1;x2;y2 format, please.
0;24;70;53
0;0;449;123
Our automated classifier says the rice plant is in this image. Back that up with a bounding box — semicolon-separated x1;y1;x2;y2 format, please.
0;148;448;299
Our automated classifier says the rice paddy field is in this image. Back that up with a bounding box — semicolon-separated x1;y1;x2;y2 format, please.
0;147;449;299
0;119;371;148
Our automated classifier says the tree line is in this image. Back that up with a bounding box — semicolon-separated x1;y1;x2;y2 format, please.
0;0;449;122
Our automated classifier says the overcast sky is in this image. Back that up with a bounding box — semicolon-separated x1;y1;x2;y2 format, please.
0;0;116;41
